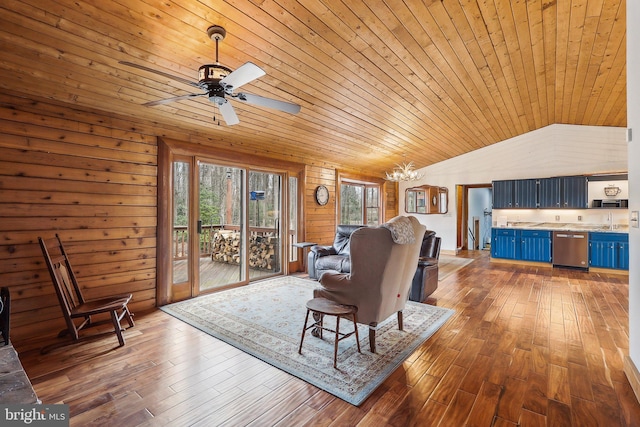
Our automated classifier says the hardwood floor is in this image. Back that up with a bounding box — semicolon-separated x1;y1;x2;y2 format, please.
15;251;640;426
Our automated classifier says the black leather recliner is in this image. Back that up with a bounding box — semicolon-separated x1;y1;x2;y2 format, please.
307;224;365;279
409;230;441;302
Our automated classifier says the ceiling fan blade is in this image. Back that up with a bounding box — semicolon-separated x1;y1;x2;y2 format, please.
218;99;240;125
235;92;301;114
220;62;266;91
143;92;207;107
119;61;201;89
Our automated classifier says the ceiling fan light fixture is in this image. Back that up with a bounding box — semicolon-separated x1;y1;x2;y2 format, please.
385;161;424;182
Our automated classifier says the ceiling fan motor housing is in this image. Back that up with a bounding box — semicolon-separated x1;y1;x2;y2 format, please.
198;64;232;87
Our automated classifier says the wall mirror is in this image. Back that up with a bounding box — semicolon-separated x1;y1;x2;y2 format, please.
406;185;448;214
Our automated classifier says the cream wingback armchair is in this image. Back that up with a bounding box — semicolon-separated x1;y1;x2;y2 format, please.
314;215;426;353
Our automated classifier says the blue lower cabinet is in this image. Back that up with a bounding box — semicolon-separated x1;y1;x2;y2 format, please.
520;230;552;262
589;232;629;270
618;241;629;270
492;228;519;259
493;229;629;270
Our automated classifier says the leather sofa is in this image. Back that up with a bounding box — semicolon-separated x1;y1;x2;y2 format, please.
307;224;365;280
409;230;441;302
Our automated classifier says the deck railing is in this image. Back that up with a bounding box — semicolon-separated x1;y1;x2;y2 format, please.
172;224;298;262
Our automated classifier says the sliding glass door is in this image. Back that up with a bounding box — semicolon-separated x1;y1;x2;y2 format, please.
171;159;283;298
172;161;190;293
248;171;282;278
198;163;245;291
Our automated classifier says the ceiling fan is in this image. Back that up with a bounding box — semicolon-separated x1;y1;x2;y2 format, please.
120;25;301;125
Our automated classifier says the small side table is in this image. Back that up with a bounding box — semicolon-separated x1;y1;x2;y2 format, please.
292;242;317;273
298;297;361;369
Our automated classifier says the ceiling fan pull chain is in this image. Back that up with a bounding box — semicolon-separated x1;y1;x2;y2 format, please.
213;103;220;126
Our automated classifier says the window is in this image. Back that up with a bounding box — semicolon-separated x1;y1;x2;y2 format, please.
366;186;380;224
340;182;380;225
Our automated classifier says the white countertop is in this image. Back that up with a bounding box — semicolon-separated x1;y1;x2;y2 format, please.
494;221;629;233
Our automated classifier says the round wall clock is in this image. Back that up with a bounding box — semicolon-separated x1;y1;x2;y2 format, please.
315;185;329;206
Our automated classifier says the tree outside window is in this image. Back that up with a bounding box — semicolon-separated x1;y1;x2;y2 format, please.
340;182;380;226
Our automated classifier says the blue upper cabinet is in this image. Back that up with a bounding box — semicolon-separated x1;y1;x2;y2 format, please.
561;176;588;208
538;177;561;208
514;179;538;208
492;180;514;208
492;179;537;209
497;175;588;209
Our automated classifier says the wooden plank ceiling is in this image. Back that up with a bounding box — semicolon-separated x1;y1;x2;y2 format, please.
0;0;626;176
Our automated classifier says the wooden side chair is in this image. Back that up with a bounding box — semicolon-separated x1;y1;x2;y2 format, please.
38;235;134;349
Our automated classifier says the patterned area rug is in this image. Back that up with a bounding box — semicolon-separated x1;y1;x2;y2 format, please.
161;276;454;406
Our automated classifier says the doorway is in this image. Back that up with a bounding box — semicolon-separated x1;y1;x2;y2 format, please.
169;159;284;301
456;184;492;251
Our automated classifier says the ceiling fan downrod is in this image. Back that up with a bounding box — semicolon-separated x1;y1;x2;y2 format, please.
207;25;226;65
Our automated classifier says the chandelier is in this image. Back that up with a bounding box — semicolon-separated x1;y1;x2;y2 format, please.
385;161;424;182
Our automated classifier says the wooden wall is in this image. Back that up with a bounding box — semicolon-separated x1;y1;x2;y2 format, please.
384;181;399;221
303;166;400;247
304;165;337;246
0;95;158;343
0;93;395;345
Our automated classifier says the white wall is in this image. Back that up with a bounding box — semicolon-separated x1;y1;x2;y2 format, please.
399;124;628;252
627;0;640;389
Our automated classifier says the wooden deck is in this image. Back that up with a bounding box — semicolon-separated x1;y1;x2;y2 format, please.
173;257;278;292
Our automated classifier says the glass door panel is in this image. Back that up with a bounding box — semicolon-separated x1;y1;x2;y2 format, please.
199;163;245;291
172;161;189;285
248;171;282;279
289;176;298;263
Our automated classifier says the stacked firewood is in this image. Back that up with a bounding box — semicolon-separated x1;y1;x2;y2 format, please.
248;235;277;270
211;231;277;270
211;231;240;264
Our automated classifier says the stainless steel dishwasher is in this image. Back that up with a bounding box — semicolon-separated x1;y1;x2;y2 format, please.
552;231;589;269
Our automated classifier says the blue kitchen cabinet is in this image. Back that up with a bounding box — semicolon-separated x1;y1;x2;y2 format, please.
618;241;629;270
514;179;538;208
493;179;538;208
520;230;552;262
537;176;588;209
561;176;588;208
492;180;514;208
492;228;519;259
589;232;629;270
538;177;561;208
